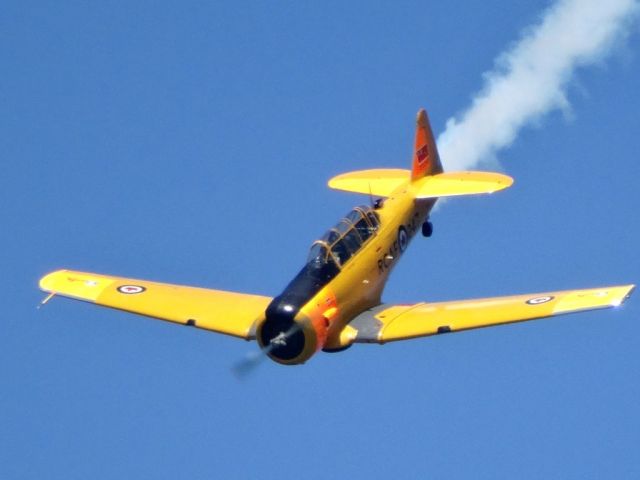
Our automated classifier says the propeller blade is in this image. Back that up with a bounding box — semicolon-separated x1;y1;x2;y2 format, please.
231;323;302;379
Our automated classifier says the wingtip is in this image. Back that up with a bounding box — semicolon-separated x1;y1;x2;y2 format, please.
39;269;68;292
616;284;635;307
607;284;635;308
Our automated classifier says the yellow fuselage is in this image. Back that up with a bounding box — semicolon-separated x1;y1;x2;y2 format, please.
257;184;434;364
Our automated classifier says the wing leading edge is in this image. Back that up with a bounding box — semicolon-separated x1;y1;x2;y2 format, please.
349;285;635;344
39;270;272;339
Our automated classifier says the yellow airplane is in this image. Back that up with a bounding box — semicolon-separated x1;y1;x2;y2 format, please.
39;109;634;366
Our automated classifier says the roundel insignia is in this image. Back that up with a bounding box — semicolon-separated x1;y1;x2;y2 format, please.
526;296;554;305
398;227;408;253
117;285;146;294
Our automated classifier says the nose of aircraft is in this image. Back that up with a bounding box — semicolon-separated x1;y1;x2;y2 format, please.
258;300;309;363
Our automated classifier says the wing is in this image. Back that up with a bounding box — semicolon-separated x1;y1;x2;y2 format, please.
39;270;272;339
349;285;635;343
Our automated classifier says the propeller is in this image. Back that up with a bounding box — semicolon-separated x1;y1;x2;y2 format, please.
231;323;301;379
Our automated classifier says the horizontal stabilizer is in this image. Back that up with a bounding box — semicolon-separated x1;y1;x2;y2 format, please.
412;171;513;199
328;169;410;197
328;169;513;199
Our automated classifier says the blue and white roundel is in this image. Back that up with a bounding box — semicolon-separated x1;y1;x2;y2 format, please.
117;285;146;294
526;296;554;305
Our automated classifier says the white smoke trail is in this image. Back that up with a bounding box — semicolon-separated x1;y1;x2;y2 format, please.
437;0;639;171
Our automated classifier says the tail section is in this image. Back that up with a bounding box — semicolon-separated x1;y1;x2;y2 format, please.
327;107;513;199
412;108;443;180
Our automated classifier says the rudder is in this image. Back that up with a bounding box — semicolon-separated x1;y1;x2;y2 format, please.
412;108;443;180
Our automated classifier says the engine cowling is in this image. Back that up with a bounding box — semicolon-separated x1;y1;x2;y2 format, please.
257;299;328;365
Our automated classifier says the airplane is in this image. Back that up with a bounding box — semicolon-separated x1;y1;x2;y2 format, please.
39;108;634;366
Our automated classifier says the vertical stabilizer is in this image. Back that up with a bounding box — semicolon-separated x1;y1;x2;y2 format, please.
411;108;443;180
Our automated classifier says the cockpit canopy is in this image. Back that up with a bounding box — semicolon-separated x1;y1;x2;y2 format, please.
306;205;380;269
275;206;380;309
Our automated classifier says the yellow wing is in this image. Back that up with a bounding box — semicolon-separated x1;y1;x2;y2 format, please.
39;270;272;339
349;285;635;343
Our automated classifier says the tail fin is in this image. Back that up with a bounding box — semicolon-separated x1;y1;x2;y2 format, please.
411;108;443;180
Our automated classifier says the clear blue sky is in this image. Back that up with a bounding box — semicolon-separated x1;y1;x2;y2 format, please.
2;2;639;479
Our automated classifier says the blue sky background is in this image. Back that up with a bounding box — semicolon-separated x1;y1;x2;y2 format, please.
2;1;639;478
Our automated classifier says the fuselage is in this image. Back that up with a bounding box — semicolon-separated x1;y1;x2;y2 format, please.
257;183;437;364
